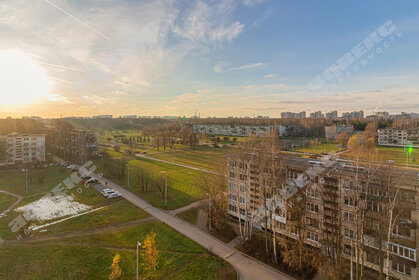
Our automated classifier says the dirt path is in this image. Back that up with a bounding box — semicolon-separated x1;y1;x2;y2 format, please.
0;190;23;217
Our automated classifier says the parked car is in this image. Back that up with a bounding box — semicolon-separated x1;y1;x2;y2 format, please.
81;175;92;180
107;192;121;199
70;165;79;171
101;188;115;196
86;178;98;184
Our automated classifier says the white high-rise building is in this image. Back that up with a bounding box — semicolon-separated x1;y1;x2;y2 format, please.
0;134;45;166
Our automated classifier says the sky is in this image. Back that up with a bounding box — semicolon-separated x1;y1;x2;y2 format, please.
0;0;418;118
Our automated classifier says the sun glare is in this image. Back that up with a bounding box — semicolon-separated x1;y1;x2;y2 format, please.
0;50;51;106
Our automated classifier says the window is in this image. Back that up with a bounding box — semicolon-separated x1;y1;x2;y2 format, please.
229;172;235;178
306;231;319;242
228;184;237;191
239;174;247;181
344;196;355;207
275;208;286;218
344;212;355;223
306;186;319;198
390;243;416;261
392;261;411;276
344;244;354;255
240;185;245;192
306;217;319;228
239;208;245;215
228;194;237;202
344;228;355;239
229;204;236;212
306;202;319;213
367;201;380;212
393;225;410;238
275;221;286;230
239;196;245;204
366;218;380;231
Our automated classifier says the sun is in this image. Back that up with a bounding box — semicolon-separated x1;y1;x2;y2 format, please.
0;50;51;106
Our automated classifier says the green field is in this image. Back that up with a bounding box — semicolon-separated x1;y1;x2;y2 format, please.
0;164;236;279
0;221;236;280
294;143;343;155
0;167;71;197
146;145;229;171
0;192;17;213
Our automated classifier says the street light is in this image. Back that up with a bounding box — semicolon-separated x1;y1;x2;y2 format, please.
126;163;130;187
160;171;167;208
136;241;142;280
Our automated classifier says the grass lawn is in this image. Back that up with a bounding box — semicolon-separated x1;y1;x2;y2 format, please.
96;156;206;210
176;207;199;225
146;145;229;171
0;180;148;240
0;221;236;279
0;167;71;197
294;143;343;155
0;192;17;213
374;146;418;165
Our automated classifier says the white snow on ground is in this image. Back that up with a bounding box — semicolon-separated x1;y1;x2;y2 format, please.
15;194;91;222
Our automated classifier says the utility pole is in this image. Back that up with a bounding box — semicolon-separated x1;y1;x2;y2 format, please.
25;169;28;194
127;163;130;187
136;241;141;280
207;193;212;232
164;176;167;208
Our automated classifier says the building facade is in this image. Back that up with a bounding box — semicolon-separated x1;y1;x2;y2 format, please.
193;124;287;137
44;128;99;163
0;134;45;166
325;125;354;140
227;154;418;279
378;128;419;148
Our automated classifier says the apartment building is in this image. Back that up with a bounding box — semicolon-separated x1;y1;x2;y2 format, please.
192;124;287;137
378;128;419;148
281;111;306;119
309;111;324;118
227;154;418;279
325;125;354;140
326;110;338;118
44;127;99;162
0;134;45;166
342;110;364;119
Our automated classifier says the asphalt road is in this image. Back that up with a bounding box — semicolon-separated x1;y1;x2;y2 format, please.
94;174;294;280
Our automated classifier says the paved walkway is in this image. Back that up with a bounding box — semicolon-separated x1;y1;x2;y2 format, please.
93;174;294;280
169;199;204;215
0;190;23;218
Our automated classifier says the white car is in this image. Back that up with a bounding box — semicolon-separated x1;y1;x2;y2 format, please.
101;189;115;196
107;192;121;199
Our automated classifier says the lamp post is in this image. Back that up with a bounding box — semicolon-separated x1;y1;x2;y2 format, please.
126;163;130;187
25;169;28;194
136;241;142;280
160;171;167;208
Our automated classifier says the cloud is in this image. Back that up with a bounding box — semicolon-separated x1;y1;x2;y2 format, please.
230;62;266;71
253;8;273;28
173;0;244;47
171;93;203;104
243;0;265;7
264;74;275;78
214;63;225;73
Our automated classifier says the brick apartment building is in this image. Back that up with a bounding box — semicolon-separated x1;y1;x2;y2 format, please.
227;154;418;279
43;127;99;163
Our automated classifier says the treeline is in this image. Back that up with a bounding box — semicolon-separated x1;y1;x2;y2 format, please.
0;119;45;134
142;123;196;151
